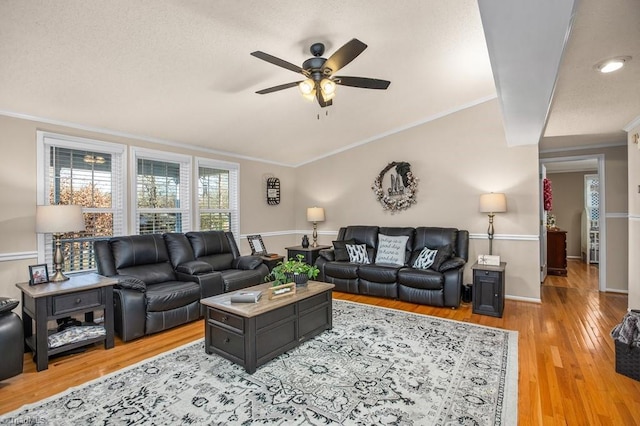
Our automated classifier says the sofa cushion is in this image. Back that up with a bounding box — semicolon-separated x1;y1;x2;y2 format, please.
117;262;176;286
412;247;438;270
340;226;379;248
432;244;453;270
187;231;232;258
346;244;370;264
358;264;401;283
324;261;360;279
145;281;201;312
111;235;171;269
375;234;409;266
414;227;459;255
232;255;263;270
397;268;444;290
332;239;355;261
198;253;235;271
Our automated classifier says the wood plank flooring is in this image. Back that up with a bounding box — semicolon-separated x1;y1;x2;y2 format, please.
1;259;639;424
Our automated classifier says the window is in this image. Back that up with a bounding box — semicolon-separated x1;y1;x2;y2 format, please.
197;158;239;238
132;148;191;234
37;132;126;272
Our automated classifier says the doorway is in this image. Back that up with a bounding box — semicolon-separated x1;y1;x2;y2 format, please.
539;154;605;291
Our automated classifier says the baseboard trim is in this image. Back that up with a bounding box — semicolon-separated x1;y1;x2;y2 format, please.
606;288;629;294
505;295;542;304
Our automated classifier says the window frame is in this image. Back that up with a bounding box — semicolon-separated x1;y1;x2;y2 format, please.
196;157;240;240
36;131;127;271
130;147;192;235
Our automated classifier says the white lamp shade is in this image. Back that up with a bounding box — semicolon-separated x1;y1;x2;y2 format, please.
36;205;86;233
479;193;507;213
306;207;325;222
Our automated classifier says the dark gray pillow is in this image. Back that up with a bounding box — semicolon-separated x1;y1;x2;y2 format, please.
438;257;465;272
332;239;355;262
431;244;453;271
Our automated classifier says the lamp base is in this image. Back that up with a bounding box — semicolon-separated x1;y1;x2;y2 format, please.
50;270;70;282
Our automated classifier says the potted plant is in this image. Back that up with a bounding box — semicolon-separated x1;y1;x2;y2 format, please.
268;254;320;286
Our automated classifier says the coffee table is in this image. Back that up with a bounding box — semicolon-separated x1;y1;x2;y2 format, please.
201;280;334;374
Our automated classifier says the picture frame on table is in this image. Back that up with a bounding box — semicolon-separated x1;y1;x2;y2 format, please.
29;264;49;285
247;234;267;256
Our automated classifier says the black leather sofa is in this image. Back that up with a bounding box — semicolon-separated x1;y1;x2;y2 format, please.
0;297;23;380
315;226;469;308
95;231;268;342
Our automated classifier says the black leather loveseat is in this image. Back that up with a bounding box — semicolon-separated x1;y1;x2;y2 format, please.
95;231;268;341
315;226;469;308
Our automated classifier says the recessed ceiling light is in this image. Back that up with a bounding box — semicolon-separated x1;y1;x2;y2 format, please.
594;56;632;73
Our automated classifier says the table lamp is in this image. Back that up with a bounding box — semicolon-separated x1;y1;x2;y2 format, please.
306;207;325;248
36;205;86;282
479;193;507;255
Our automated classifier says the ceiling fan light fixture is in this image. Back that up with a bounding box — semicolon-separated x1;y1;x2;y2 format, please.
594;56;631;73
320;78;336;95
299;79;315;95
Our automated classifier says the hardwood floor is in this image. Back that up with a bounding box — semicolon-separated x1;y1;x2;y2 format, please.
2;260;639;424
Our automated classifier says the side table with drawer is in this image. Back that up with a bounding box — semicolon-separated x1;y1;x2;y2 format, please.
16;273;116;371
285;245;331;266
471;262;506;318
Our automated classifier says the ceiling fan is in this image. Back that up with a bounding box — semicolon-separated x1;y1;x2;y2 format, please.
250;38;390;108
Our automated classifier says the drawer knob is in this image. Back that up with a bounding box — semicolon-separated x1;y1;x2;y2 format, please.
222;315;228;322
76;298;82;304
224;338;230;343
484;271;489;275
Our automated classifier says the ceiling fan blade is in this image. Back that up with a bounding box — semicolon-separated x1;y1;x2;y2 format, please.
256;81;301;94
316;90;332;108
334;76;391;90
250;51;308;76
322;39;367;74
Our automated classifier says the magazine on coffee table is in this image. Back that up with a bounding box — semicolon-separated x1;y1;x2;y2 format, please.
230;291;263;303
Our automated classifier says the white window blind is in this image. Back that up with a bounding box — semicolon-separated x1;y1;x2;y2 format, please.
132;148;191;234
37;132;126;273
197;158;239;238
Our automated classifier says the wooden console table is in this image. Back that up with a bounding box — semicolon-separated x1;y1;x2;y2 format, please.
16;273;116;371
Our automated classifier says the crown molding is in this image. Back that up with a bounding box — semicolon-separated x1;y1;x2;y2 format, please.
623;115;640;132
539;140;626;154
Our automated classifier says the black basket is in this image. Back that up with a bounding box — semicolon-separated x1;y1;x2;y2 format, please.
614;340;640;381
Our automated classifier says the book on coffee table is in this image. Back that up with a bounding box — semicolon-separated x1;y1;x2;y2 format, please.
230;291;263;303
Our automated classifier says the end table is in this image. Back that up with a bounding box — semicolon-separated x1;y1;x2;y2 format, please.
471;262;506;318
285;245;331;266
16;273;116;371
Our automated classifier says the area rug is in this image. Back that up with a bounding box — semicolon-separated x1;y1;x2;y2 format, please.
1;300;518;425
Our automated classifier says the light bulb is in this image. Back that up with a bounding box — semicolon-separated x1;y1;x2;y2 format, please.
599;60;624;73
298;79;315;95
320;78;336;95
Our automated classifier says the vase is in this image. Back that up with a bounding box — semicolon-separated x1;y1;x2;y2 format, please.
286;273;309;287
301;235;309;248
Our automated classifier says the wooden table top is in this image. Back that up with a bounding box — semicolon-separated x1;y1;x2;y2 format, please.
16;273;117;298
201;280;334;318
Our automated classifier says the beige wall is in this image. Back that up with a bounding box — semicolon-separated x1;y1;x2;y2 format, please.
628;123;640;309
0;99;542;303
546;171;594;258
0;114;297;301
541;145;628;292
294;99;542;301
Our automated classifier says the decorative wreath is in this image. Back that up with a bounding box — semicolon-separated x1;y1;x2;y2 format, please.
371;161;419;212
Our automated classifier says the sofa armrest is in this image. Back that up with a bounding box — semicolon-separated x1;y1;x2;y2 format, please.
318;249;335;262
115;275;146;292
175;260;214;275
232;255;264;270
439;257;466;272
176;271;224;299
442;268;464;308
113;288;146;342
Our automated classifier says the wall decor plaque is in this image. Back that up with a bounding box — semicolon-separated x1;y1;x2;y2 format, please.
371;161;419;212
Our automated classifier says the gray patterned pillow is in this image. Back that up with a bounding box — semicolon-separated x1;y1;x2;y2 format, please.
346;244;370;264
413;247;438;269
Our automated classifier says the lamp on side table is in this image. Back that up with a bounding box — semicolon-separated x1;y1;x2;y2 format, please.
36;204;85;282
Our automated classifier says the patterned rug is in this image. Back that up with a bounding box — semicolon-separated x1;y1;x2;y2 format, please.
1;300;518;425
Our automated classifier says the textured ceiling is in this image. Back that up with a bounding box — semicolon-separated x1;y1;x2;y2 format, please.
0;0;637;165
